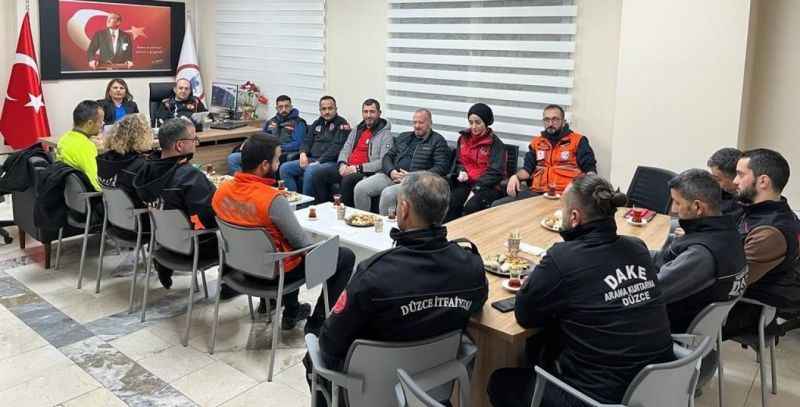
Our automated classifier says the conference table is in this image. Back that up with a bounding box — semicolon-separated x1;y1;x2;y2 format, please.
297;195;670;407
39;121;265;174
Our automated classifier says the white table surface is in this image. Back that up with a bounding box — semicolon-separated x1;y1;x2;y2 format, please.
289;193;315;208
295;202;395;253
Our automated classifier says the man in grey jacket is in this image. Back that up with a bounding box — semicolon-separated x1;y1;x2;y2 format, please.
311;99;393;206
652;169;747;333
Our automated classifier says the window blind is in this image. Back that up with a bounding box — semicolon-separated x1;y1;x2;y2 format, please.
214;0;326;123
386;0;576;149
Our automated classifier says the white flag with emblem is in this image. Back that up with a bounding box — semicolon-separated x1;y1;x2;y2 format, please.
176;19;203;101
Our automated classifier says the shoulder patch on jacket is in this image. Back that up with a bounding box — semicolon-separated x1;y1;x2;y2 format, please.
332;290;348;314
340;124;351;131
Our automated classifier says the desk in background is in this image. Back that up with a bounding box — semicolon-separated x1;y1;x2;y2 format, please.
39;121;265;174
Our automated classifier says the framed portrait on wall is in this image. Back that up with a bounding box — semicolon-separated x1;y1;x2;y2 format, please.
38;0;185;80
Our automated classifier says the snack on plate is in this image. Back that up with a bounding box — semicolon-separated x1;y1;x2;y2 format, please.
208;174;233;187
482;254;530;274
542;209;563;231
347;213;376;227
285;191;300;202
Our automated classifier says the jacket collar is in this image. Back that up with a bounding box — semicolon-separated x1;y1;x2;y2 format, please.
559;217;619;244
273;108;301;124
678;215;737;234
356;118;387;134
233;171;276;187
390;226;449;250
541;124;573;144
459;128;495;146
742;197;794;217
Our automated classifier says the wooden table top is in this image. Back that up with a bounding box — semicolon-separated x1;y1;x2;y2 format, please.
39;122;265;149
446;195;670;343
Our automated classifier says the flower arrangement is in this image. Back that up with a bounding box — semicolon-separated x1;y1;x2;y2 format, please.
239;81;269;120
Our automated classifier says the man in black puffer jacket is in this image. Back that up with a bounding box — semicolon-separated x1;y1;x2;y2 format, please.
307;172;488;401
354;108;451;215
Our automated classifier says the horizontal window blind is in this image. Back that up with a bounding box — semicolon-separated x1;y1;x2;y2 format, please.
386;0;576;149
215;0;325;123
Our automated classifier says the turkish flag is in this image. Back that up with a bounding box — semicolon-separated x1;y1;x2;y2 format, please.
0;12;51;149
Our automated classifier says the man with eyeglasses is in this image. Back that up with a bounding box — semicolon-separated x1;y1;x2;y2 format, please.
134;118;237;297
493;104;597;206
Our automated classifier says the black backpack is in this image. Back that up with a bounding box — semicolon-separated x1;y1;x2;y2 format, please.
0;143;51;192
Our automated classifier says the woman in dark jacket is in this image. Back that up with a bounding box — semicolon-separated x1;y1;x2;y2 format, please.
445;103;506;222
98;78;139;125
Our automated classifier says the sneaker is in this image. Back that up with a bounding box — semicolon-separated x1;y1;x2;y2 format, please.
282;303;312;330
154;262;172;289
219;284;242;301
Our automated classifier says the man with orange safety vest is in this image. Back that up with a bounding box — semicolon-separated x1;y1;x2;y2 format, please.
493;104;597;207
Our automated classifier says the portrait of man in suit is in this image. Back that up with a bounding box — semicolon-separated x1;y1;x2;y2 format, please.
87;12;133;69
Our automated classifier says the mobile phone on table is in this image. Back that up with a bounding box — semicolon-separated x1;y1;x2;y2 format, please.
491;297;516;313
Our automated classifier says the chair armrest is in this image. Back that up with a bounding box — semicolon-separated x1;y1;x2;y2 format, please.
80;191;103;199
304;334;364;393
133;208;148;215
458;335;478;367
739;298;777;322
531;366;621;407
404;361;470;406
191;228;219;238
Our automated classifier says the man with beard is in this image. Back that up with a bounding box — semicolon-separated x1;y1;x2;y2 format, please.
488;174;673;406
707;147;744;219
226;95;308;174
493;104;597;206
723;149;800;338
311;98;393;206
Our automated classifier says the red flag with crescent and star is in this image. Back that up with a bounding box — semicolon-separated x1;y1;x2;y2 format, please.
0;12;51;149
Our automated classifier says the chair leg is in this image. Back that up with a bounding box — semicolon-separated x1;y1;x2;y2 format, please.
127;244;142;314
268;288;283;381
247;296;255;321
201;269;209;299
183;267;197;346
55;228;64;270
769;337;777;395
266;297;272;323
77;221;91;288
18;229;26;250
717;333;724;407
140;252;153;322
94;217;108;293
758;315;769;407
193;271;200;293
44;242;51;269
209;279;223;354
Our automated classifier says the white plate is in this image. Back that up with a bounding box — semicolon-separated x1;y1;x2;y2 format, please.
540;218;561;232
502;279;522;293
625;218;648;227
543;193;561;200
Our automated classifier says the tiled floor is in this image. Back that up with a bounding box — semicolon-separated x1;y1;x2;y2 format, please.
1;199;799;406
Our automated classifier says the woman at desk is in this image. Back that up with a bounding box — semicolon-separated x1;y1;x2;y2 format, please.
98;78;139;126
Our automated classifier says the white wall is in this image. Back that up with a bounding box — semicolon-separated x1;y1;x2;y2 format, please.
609;0;753;190
743;0;800;204
326;0;387;126
571;0;623;179
0;0;192;139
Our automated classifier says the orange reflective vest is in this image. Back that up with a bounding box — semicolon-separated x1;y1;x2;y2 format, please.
529;132;585;193
211;172;302;272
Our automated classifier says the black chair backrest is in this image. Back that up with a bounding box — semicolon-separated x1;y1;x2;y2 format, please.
149;82;175;127
504;144;519;177
626;166;678;214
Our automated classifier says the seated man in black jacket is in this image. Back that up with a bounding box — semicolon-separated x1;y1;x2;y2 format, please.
133;118;233;296
707;147;744;219
310;171;488;378
354;108;451;215
488;174;674;407
652;169;747;333
154;78;207;126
